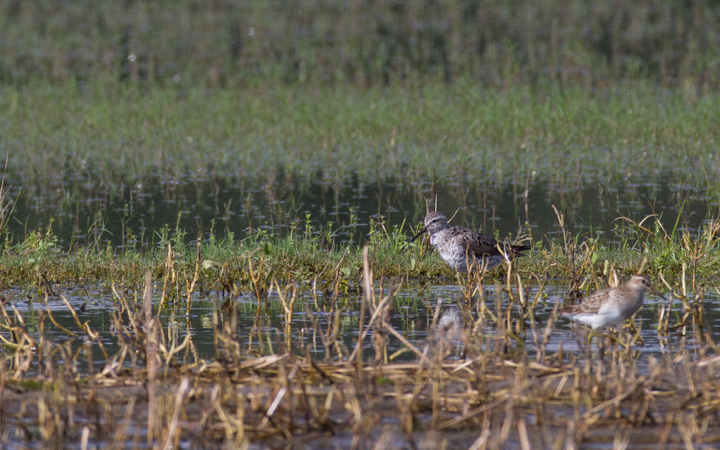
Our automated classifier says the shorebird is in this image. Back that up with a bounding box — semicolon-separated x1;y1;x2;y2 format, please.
410;211;530;273
562;274;664;336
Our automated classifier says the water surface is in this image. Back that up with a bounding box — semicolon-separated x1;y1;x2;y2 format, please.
10;171;715;250
6;280;715;372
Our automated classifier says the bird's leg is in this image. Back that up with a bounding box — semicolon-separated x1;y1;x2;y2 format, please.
471;262;486;296
462;256;482;299
573;323;592;358
585;328;594;349
609;323;641;349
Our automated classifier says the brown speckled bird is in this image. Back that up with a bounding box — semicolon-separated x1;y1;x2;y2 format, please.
410;211;530;273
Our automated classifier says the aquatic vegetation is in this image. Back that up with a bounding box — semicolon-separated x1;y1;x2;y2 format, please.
3;2;720;446
1;246;720;448
4;83;719;196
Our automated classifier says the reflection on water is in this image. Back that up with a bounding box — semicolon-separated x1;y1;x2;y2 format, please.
5;281;717;374
9;171;715;249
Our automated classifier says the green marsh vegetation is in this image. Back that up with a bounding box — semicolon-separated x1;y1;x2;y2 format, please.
3;0;720;198
3;82;720;286
3;0;720;447
0;84;720;284
5;82;720;190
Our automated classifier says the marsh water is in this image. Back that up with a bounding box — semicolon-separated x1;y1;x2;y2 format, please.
5;172;720;449
6;277;719;375
10;171;717;250
6;171;720;365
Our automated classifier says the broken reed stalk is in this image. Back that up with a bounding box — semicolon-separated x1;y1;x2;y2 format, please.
248;249;266;303
185;235;203;307
355;247;369;370
273;277;298;350
58;293;110;360
348;246;374;364
144;270;158;448
372;301;390;366
42;287;76;338
161;376;190;450
212;291;220;360
160;242;174;308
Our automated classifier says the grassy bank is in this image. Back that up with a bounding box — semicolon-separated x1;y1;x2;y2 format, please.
2;207;719;292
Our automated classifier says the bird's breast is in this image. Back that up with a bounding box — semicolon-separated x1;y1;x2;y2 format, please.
429;231;448;248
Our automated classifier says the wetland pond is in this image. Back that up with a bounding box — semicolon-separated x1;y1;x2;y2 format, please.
3;171;720;449
12;171;716;250
3;276;720;449
7;280;720;371
8;169;720;368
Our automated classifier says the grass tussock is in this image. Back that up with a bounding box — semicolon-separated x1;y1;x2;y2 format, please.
2;205;720;292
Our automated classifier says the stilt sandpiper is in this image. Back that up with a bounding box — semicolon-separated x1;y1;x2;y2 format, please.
410;211;530;273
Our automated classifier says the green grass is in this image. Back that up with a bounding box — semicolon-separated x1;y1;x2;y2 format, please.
3;209;719;291
3;80;719;288
4;81;720;196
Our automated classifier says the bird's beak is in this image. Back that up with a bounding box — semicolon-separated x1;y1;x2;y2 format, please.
410;227;427;242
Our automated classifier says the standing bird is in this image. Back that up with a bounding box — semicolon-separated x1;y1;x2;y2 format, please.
562;274;665;336
410;211;531;273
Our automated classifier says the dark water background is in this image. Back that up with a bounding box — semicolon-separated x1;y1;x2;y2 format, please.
9;171;716;250
3;1;719;90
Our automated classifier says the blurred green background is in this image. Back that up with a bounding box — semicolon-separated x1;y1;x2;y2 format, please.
3;0;718;90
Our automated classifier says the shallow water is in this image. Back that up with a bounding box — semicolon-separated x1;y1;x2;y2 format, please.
9;171;716;249
3;280;719;449
5;280;717;373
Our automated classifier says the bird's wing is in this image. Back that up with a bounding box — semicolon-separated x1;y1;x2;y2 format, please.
450;228;503;257
448;227;529;258
562;289;610;315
